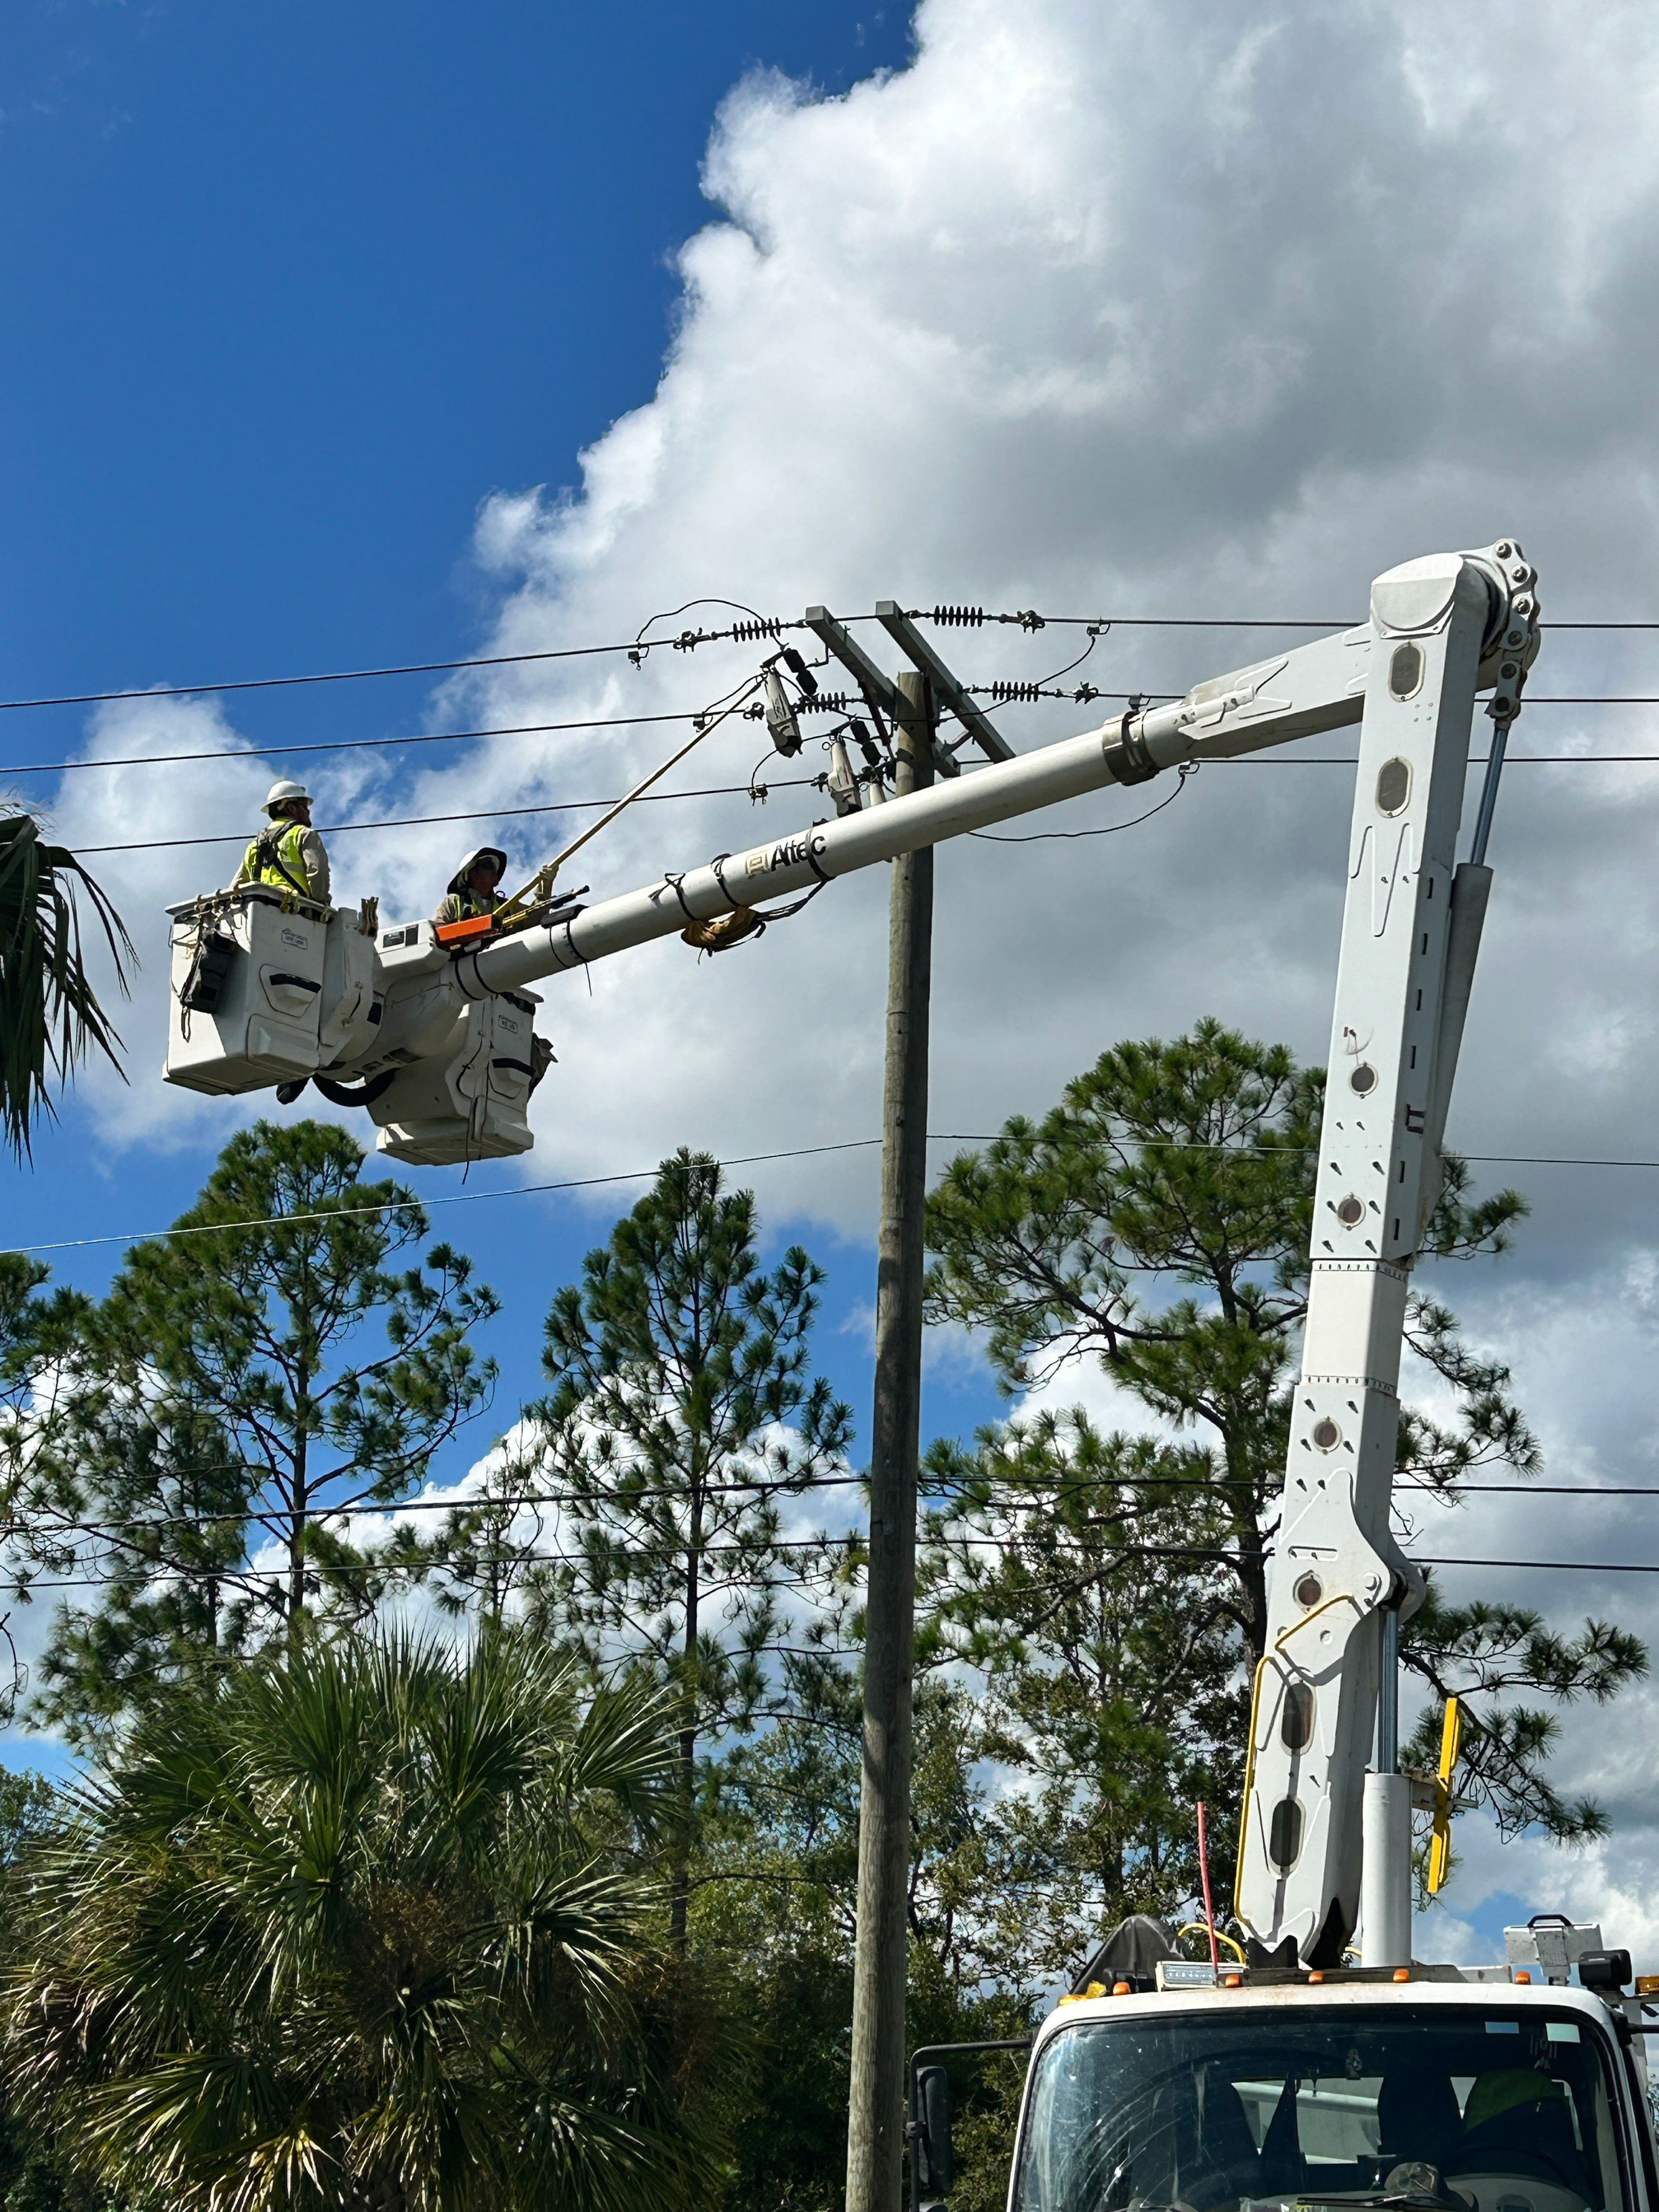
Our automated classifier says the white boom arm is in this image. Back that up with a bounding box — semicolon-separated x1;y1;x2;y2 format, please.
462;618;1375;996
1235;543;1540;1967
163;541;1540;1968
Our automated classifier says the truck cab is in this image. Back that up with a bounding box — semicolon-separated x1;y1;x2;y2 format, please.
1008;1978;1656;2212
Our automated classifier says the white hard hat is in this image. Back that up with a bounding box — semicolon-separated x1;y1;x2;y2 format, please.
265;779;312;813
446;846;508;893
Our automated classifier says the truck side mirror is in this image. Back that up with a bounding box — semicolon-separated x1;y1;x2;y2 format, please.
914;2064;954;2199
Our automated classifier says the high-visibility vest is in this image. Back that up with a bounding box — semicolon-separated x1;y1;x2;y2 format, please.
436;884;494;924
242;819;312;897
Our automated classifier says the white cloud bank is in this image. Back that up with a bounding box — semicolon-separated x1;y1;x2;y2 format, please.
33;0;1659;1947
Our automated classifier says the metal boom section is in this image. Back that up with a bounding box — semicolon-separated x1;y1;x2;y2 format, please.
1235;545;1537;1965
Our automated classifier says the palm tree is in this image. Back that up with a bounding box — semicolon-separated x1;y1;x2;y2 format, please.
5;1629;724;2212
0;807;134;1160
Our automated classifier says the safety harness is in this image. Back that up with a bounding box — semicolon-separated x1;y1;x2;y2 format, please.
241;818;313;900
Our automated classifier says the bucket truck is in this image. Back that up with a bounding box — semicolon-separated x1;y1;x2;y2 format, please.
165;543;1659;2209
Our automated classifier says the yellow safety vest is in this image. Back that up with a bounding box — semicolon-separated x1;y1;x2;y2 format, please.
436;884;495;924
242;819;312;898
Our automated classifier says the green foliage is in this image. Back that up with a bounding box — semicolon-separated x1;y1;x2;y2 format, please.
510;1150;852;1939
691;1669;1035;2212
4;1627;723;2212
923;1020;1641;1881
1402;1583;1647;1881
921;1412;1246;1964
26;1120;498;1744
0;813;134;1162
0;1260;102;1724
0;1774;119;2212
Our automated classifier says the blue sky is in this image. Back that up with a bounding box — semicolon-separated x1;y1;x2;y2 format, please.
0;1;1000;1471
0;0;903;692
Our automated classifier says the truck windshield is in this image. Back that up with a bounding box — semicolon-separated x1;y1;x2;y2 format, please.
1013;2007;1628;2212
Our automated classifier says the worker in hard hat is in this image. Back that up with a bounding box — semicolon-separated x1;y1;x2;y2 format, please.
233;781;331;905
434;846;506;926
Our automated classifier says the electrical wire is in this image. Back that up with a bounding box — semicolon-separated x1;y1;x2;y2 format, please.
3;1469;1641;1552
14;722;1659;811
6;1540;1652;1599
3;603;1657;722
0;615;817;716
76;777;814;858
970;765;1194;842
0;1138;897;1258
927;613;1659;634
1420;1556;1659;1575
35;747;1659;866
14;1130;1659;1265
0;708;712;781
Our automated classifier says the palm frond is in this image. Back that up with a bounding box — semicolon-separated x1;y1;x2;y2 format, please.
5;1623;723;2212
0;808;136;1158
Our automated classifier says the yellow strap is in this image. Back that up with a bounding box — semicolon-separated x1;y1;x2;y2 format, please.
1233;1656;1269;1919
1427;1694;1463;1895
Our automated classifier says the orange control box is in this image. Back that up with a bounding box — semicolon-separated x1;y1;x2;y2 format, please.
434;914;495;947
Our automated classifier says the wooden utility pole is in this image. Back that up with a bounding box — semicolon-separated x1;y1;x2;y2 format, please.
845;667;934;2212
802;604;1004;2212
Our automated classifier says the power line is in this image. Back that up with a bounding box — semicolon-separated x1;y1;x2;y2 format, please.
0;708;710;781
32;1477;1654;1565
0;1138;896;1259
0;619;813;716
1420;1556;1659;1576
13;724;1659;815
934;614;1659;634
1217;754;1659;764
3;603;1656;720
77;777;814;858
7;1540;1650;1599
12;1131;1659;1265
34;747;1659;865
13;1469;1643;1553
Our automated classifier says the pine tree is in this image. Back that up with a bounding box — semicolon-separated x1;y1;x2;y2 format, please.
28;1119;498;1742
518;1148;853;1943
924;1021;1646;1869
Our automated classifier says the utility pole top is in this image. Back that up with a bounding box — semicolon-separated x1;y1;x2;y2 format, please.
874;601;1015;764
804;605;961;779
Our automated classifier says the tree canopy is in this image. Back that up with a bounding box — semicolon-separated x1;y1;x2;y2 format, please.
26;1120;498;1744
924;1021;1646;1877
0;1025;1645;2212
517;1148;853;1941
5;1626;721;2212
